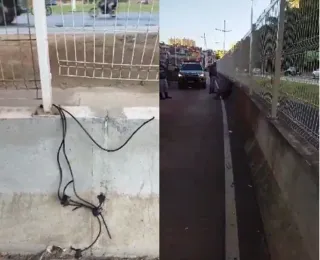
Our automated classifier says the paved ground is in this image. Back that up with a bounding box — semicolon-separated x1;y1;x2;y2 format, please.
0;12;159;34
160;80;270;259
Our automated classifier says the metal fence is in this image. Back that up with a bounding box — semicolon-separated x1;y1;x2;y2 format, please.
217;0;319;149
0;2;40;96
53;0;159;81
0;0;159;107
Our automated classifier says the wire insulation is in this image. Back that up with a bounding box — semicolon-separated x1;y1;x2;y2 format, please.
53;104;154;258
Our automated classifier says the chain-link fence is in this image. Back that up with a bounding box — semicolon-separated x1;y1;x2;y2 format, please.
217;0;319;149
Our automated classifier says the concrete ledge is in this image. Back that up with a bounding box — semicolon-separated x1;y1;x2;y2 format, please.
220;74;318;260
0;106;159;258
0;106;159;119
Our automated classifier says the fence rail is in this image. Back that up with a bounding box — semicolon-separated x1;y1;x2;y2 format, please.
217;0;319;149
53;0;159;81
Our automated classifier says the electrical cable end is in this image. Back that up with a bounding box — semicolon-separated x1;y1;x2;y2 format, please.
60;194;71;206
92;206;102;217
72;205;82;211
74;249;82;259
71;247;82;259
97;193;106;204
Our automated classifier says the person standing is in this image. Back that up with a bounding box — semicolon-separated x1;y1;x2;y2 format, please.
160;62;172;100
99;0;117;17
208;62;218;94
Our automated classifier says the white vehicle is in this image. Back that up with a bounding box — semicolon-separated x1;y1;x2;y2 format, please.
252;68;261;75
312;69;319;79
284;66;301;76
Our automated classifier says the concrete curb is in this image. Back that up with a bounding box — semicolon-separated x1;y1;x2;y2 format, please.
0;106;159;120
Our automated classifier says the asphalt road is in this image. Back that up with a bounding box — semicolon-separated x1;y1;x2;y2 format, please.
255;74;318;85
0;12;159;34
160;80;270;259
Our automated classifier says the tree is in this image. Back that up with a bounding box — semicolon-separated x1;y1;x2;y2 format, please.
215;50;225;59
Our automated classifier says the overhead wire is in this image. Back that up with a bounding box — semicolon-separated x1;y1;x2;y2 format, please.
52;104;154;258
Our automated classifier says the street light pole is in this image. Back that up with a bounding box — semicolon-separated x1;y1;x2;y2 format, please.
271;0;286;119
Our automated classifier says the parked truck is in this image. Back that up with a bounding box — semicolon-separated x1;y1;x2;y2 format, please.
0;0;27;25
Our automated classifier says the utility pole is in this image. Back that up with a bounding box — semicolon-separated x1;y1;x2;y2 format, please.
201;33;207;50
203;33;207;50
215;20;232;54
249;0;254;95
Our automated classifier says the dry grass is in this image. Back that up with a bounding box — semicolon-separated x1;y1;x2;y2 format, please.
0;32;159;89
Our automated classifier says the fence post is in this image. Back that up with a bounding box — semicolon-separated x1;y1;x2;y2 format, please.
248;0;254;95
71;0;77;11
271;0;285;119
33;0;52;113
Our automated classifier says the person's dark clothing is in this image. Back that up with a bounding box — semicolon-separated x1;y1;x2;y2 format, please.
160;64;167;80
209;63;217;77
99;0;117;13
159;63;172;99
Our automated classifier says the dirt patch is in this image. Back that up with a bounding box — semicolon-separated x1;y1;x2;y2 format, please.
0;33;159;89
0;255;158;260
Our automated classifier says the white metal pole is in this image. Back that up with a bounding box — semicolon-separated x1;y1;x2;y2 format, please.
71;0;76;11
249;0;254;95
271;0;285;119
33;0;52;113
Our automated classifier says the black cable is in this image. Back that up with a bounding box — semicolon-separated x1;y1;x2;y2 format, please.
54;105;155;152
100;213;112;239
62;180;92;211
57;106;96;209
81;216;102;252
56;106;67;200
71;216;102;258
52;104;154;258
62;180;73;196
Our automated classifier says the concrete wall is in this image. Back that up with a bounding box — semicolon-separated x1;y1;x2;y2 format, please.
0;106;159;258
222;76;319;260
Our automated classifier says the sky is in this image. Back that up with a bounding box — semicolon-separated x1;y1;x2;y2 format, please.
160;0;272;50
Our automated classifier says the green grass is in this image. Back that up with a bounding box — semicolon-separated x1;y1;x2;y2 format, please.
253;76;319;107
51;2;159;14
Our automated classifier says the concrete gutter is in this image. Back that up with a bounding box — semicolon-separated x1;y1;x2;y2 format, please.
220;74;318;260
